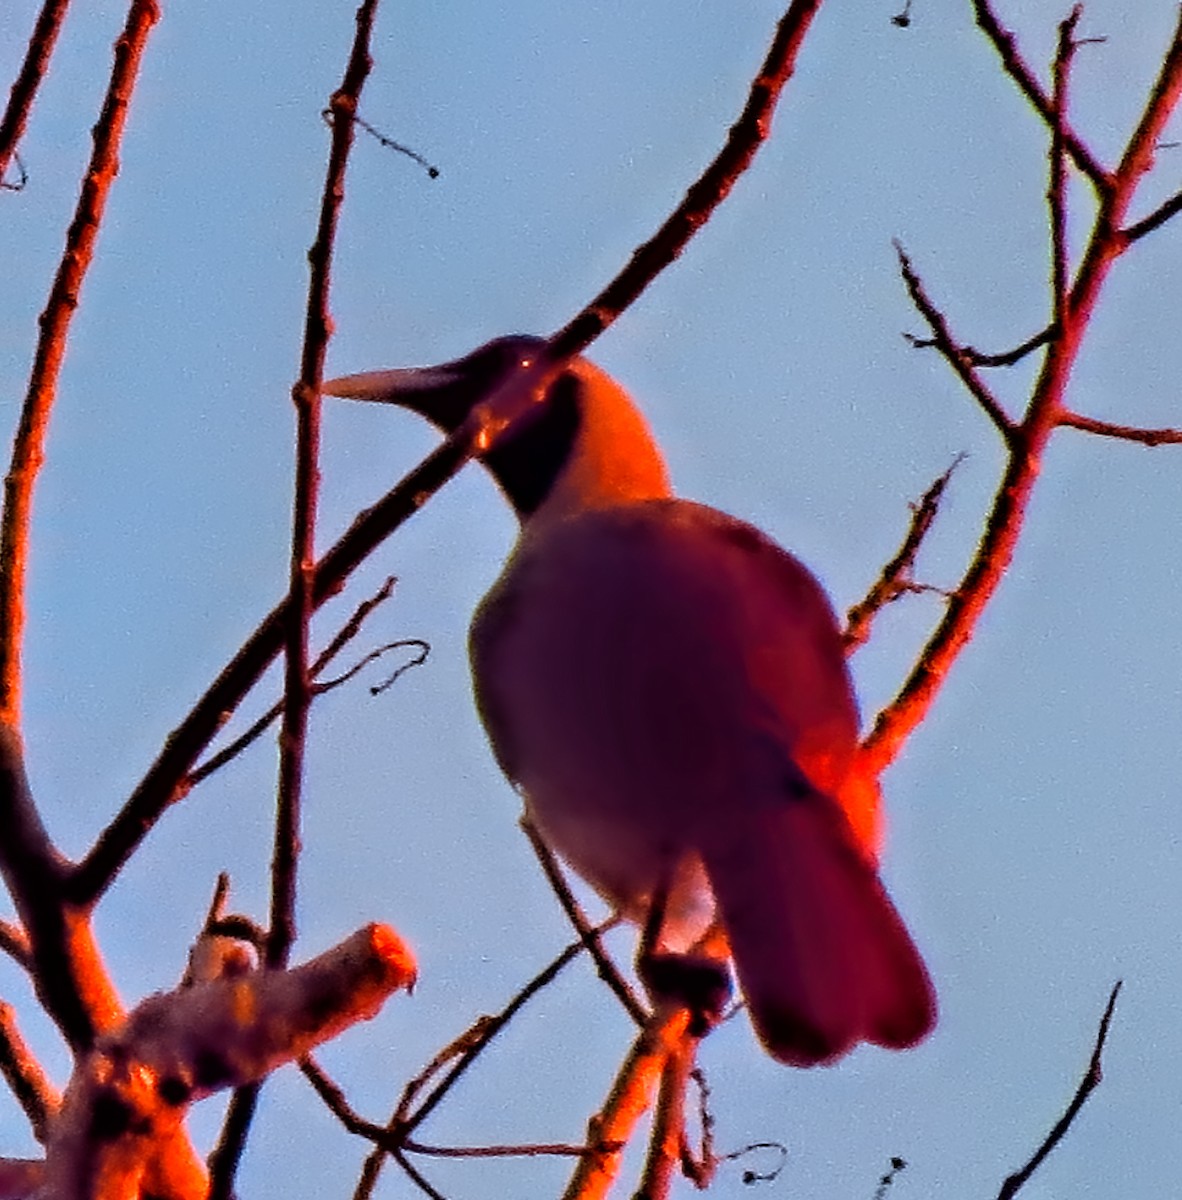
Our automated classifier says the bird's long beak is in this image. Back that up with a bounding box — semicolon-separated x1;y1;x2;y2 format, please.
321;365;462;404
323;337;560;439
321;364;476;435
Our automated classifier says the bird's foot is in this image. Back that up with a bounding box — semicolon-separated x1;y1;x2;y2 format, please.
640;951;733;1037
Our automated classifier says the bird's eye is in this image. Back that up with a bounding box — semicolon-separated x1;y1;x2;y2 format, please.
519;356;534;369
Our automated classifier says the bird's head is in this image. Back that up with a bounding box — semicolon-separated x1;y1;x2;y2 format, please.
324;335;671;524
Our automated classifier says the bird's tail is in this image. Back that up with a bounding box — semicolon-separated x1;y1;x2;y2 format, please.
700;797;935;1066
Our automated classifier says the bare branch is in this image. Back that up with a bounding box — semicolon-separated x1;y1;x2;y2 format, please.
1122;183;1182;242
1058;410;1182;446
0;725;122;1051
521;819;648;1026
559;1004;692;1200
896;243;1016;441
349;933;598;1193
551;0;825;358
959;324;1055;368
206;7;381;1194
1106;8;1182;223
865;11;1182;776
1048;10;1081;334
972;0;1110;193
72;0;832;908
997;982;1122;1200
0;0;160;728
636;1029;697;1200
72;381;490;906
0;1000;60;1143
0;921;30;968
0;0;73;184
270;0;379;971
844;456;964;653
189;579;409;786
48;924;414;1200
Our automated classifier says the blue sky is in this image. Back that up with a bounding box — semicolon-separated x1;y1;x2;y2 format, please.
2;1;1181;1196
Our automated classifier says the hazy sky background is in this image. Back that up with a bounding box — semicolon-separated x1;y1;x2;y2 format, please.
2;1;1181;1197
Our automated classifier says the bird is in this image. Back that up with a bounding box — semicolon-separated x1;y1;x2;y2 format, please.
324;335;936;1066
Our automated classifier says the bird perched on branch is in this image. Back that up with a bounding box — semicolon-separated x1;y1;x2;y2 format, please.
325;335;935;1066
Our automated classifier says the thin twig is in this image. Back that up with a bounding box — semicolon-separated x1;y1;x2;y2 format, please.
972;0;1110;193
71;370;493;905
406;1139;586;1159
1048;10;1081;335
269;0;379;975
326;108;440;178
1057;411;1182;446
0;0;73;184
844;457;964;653
896;243;1015;441
208;7;380;1196
348;932;599;1194
997;982;1122;1200
1122;183;1182;242
959;325;1055;368
677;1067;718;1189
873;1157;908;1200
400;931;609;1134
0;1000;60;1143
521;819;648;1026
0;0;160;728
189;583;418;787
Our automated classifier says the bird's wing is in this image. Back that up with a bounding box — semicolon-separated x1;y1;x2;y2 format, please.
471;499;935;1063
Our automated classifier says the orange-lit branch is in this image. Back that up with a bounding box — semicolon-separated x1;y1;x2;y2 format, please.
863;9;1182;777
552;0;824;359
0;0;72;187
271;0;379;971
0;1000;60;1144
560;1005;693;1200
1057;411;1182;446
0;0;159;729
43;925;415;1200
